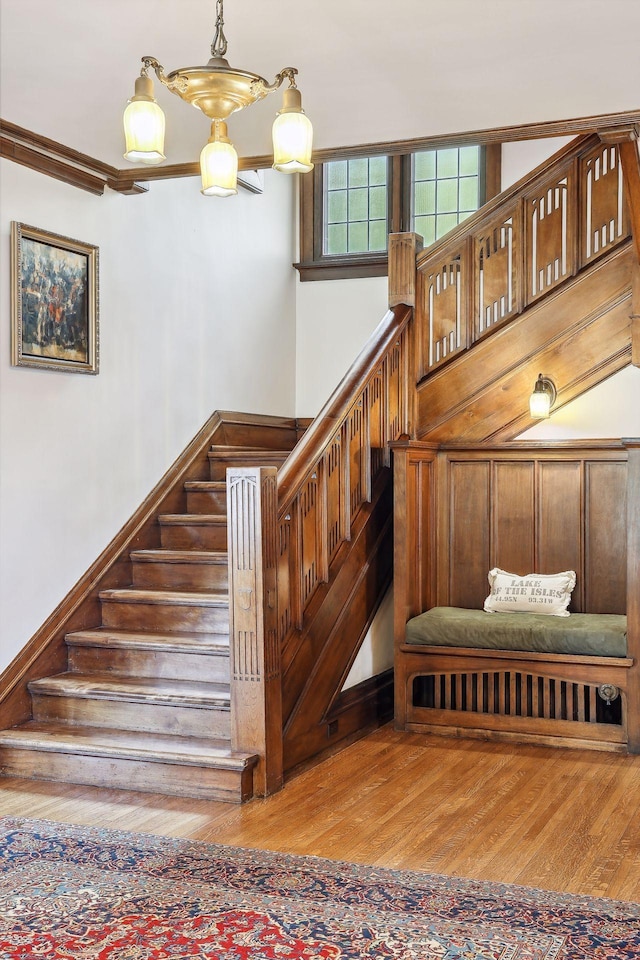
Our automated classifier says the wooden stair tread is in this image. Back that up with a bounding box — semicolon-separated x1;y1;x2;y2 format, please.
208;449;289;461
209;445;291;453
0;721;257;769
99;588;228;607
66;628;229;654
183;481;226;491
158;514;227;525
28;672;230;706
130;549;228;564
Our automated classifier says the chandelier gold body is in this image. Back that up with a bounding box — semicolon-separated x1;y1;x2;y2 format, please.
123;0;313;195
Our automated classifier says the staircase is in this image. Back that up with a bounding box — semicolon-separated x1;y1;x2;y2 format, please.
0;443;289;801
2;126;640;805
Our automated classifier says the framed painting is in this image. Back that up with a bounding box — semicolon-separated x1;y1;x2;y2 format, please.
11;222;99;374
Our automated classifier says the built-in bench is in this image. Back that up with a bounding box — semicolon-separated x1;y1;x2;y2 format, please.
406;607;628;658
392;441;640;753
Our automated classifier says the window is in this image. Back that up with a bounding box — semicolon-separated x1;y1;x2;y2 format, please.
412;146;481;246
324;157;389;255
296;143;500;281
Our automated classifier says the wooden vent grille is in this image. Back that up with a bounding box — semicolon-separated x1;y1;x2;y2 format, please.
413;672;622;726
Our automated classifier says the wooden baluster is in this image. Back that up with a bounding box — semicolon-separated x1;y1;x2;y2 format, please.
227;466;282;797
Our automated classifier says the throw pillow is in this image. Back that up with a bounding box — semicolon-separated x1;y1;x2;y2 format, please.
484;568;576;616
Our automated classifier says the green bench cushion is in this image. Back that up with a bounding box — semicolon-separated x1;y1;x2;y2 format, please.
405;606;627;658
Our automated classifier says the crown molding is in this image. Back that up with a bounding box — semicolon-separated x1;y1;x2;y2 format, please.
3;107;640;195
0;119;147;195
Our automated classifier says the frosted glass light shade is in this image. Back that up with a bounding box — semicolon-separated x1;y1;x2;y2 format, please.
200;133;238;197
272;110;314;173
529;374;556;419
272;85;313;174
529;389;551;419
123;85;166;164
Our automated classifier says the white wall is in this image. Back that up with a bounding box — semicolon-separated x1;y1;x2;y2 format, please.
519;366;640;440
0;161;297;669
295;276;388;418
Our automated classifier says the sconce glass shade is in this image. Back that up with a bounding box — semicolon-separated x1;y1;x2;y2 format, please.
123;75;166;164
200;122;238;197
529;374;557;419
272;86;314;173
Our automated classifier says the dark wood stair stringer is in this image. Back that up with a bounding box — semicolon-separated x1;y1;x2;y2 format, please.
0;440;296;802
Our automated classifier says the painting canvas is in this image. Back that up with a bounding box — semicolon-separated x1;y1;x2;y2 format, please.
11;222;99;374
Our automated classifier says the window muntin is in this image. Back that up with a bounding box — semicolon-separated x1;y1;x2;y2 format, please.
323;156;389;255
412;145;481;245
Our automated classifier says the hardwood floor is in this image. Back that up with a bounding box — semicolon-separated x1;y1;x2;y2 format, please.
1;724;639;902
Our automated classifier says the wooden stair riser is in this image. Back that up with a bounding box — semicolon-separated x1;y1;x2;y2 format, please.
30;693;231;738
131;554;229;592
100;597;229;635
0;748;252;801
67;645;230;684
208;452;289;481
185;484;227;514
159;521;227;551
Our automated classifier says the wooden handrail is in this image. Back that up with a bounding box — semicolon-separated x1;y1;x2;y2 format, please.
277;304;412;510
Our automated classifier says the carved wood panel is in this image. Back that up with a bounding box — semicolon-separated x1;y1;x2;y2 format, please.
474;210;520;339
299;470;323;609
348;399;367;518
525;165;576;303
325;431;345;564
445;460;491;609
536;461;583;607
367;367;385;482
418;249;468;376
580;143;628;267
387;338;405;445
434;452;630;618
585;460;627;613
492;461;535;573
228;473;259;682
277;516;292;640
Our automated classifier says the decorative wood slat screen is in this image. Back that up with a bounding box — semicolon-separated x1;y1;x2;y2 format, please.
413;671;622;726
275;315;411;646
413;136;631;378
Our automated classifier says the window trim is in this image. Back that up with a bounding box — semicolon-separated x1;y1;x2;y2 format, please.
295;144;501;281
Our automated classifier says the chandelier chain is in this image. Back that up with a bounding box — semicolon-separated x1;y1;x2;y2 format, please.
211;0;228;59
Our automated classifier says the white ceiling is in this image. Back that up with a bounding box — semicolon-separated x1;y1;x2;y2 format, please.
1;0;639;169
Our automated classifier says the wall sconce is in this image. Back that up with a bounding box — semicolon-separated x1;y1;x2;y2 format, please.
529;374;557;419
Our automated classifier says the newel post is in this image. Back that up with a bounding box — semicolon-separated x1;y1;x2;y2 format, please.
388;232;423;307
227;466;283;796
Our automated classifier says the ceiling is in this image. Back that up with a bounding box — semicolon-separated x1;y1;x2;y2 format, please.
1;0;639;170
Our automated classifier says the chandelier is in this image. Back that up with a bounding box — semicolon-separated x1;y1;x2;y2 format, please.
123;0;314;197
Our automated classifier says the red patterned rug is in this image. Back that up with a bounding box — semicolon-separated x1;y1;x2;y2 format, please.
0;816;638;958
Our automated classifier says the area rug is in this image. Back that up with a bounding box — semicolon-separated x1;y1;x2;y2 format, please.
0;817;638;959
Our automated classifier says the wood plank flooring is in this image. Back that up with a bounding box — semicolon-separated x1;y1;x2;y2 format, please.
0;724;639;901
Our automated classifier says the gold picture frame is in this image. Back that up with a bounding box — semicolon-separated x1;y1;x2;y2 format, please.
11;222;99;374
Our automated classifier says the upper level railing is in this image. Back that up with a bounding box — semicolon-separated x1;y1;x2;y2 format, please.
394;134;631;383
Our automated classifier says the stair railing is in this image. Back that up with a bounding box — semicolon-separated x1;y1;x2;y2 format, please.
400;132;634;385
226;305;412;795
